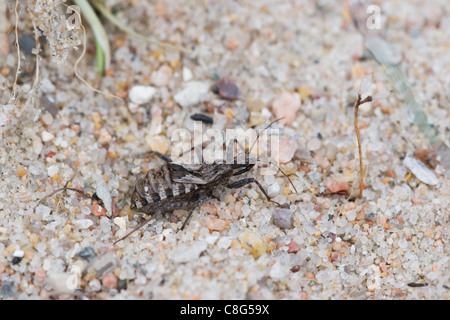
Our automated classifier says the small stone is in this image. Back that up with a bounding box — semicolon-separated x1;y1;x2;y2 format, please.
96;181;112;215
128;85;157;105
0;280;16;298
205;217;229;231
92;200;107;217
278;139;298;164
168;242;208;263
78;246;96;262
182;67;193;82
17;167;27;177
41;131;55;142
267;182;281;196
47;165;59;177
270;261;289;280
34;269;46;282
307;138;321;152
271;91;301;125
287;240;300;253
102;272;118;290
326;178;349;193
174;81;210;108
273;208;294;229
98;128;112;145
150;65;173;87
42;113;54;125
40;78;55;93
145;135;170;154
0;33;9;55
217;77;239;100
403;156;439;186
73;219;94;229
240;231;267;259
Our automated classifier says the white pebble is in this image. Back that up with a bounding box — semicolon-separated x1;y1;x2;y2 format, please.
73;219;94;229
96;181;112;215
217;236;233;249
42;131;55;142
129;85;157;105
47;165;59;177
403;156;438;185
174;81;210;108
13;250;24;258
168;241;207;263
182;67;193;82
267;182;280;196
269;261;289;280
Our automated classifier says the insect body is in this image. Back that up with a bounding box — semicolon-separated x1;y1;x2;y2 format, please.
118;119;294;243
122;150;275;243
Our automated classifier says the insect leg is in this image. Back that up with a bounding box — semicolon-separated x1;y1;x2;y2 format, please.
232;164;255;176
113;216;153;245
227;178;281;206
145;150;173;163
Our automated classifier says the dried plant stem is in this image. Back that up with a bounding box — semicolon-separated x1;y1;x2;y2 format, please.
13;0;20;100
354;93;372;198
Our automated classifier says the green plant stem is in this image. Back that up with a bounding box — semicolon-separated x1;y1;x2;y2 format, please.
73;0;111;71
89;0;192;54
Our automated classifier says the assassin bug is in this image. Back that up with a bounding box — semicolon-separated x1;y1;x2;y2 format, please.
117;118;297;243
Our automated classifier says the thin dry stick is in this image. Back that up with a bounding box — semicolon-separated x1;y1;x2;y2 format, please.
354;93;372;198
59;2;123;102
13;0;20;100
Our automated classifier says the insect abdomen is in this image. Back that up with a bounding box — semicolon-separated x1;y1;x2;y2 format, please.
131;165;199;212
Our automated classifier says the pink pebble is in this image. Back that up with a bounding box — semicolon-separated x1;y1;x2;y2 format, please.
287;240;300;253
102;272;118;290
271;91;301;126
326;179;349;193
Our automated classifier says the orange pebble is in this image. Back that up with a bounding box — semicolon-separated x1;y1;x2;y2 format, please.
92;200;107;217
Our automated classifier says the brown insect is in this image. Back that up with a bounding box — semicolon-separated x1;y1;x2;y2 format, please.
117;119;296;243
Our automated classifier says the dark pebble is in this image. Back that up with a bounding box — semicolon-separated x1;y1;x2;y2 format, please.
12;256;22;265
217;77;239;100
190;113;213;124
78;246;96;262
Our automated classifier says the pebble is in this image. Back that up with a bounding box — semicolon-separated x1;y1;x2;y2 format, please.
73;219;94;229
40;78;55;93
326;178;349;193
271;91;301;125
41;113;54;125
78;246;96;262
128;85;157;105
96;181;112;215
41;131;55;142
217;77;239;100
150;65;173;87
174;81;210;108
168;241;208;263
270;261;289;280
287;240;300;253
240;231;267;259
182;67;193;82
102;272;118;290
145;135;170;154
278;139;298;164
205;217;229;231
272;208;294;229
307;138;321;152
403;156;439;186
92;200;107;217
267;182;281;196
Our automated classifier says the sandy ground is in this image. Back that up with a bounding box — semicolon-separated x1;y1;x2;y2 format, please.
0;0;448;299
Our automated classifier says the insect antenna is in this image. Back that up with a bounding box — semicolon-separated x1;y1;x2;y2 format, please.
34;181;95;213
256;158;298;193
113;216;153;245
